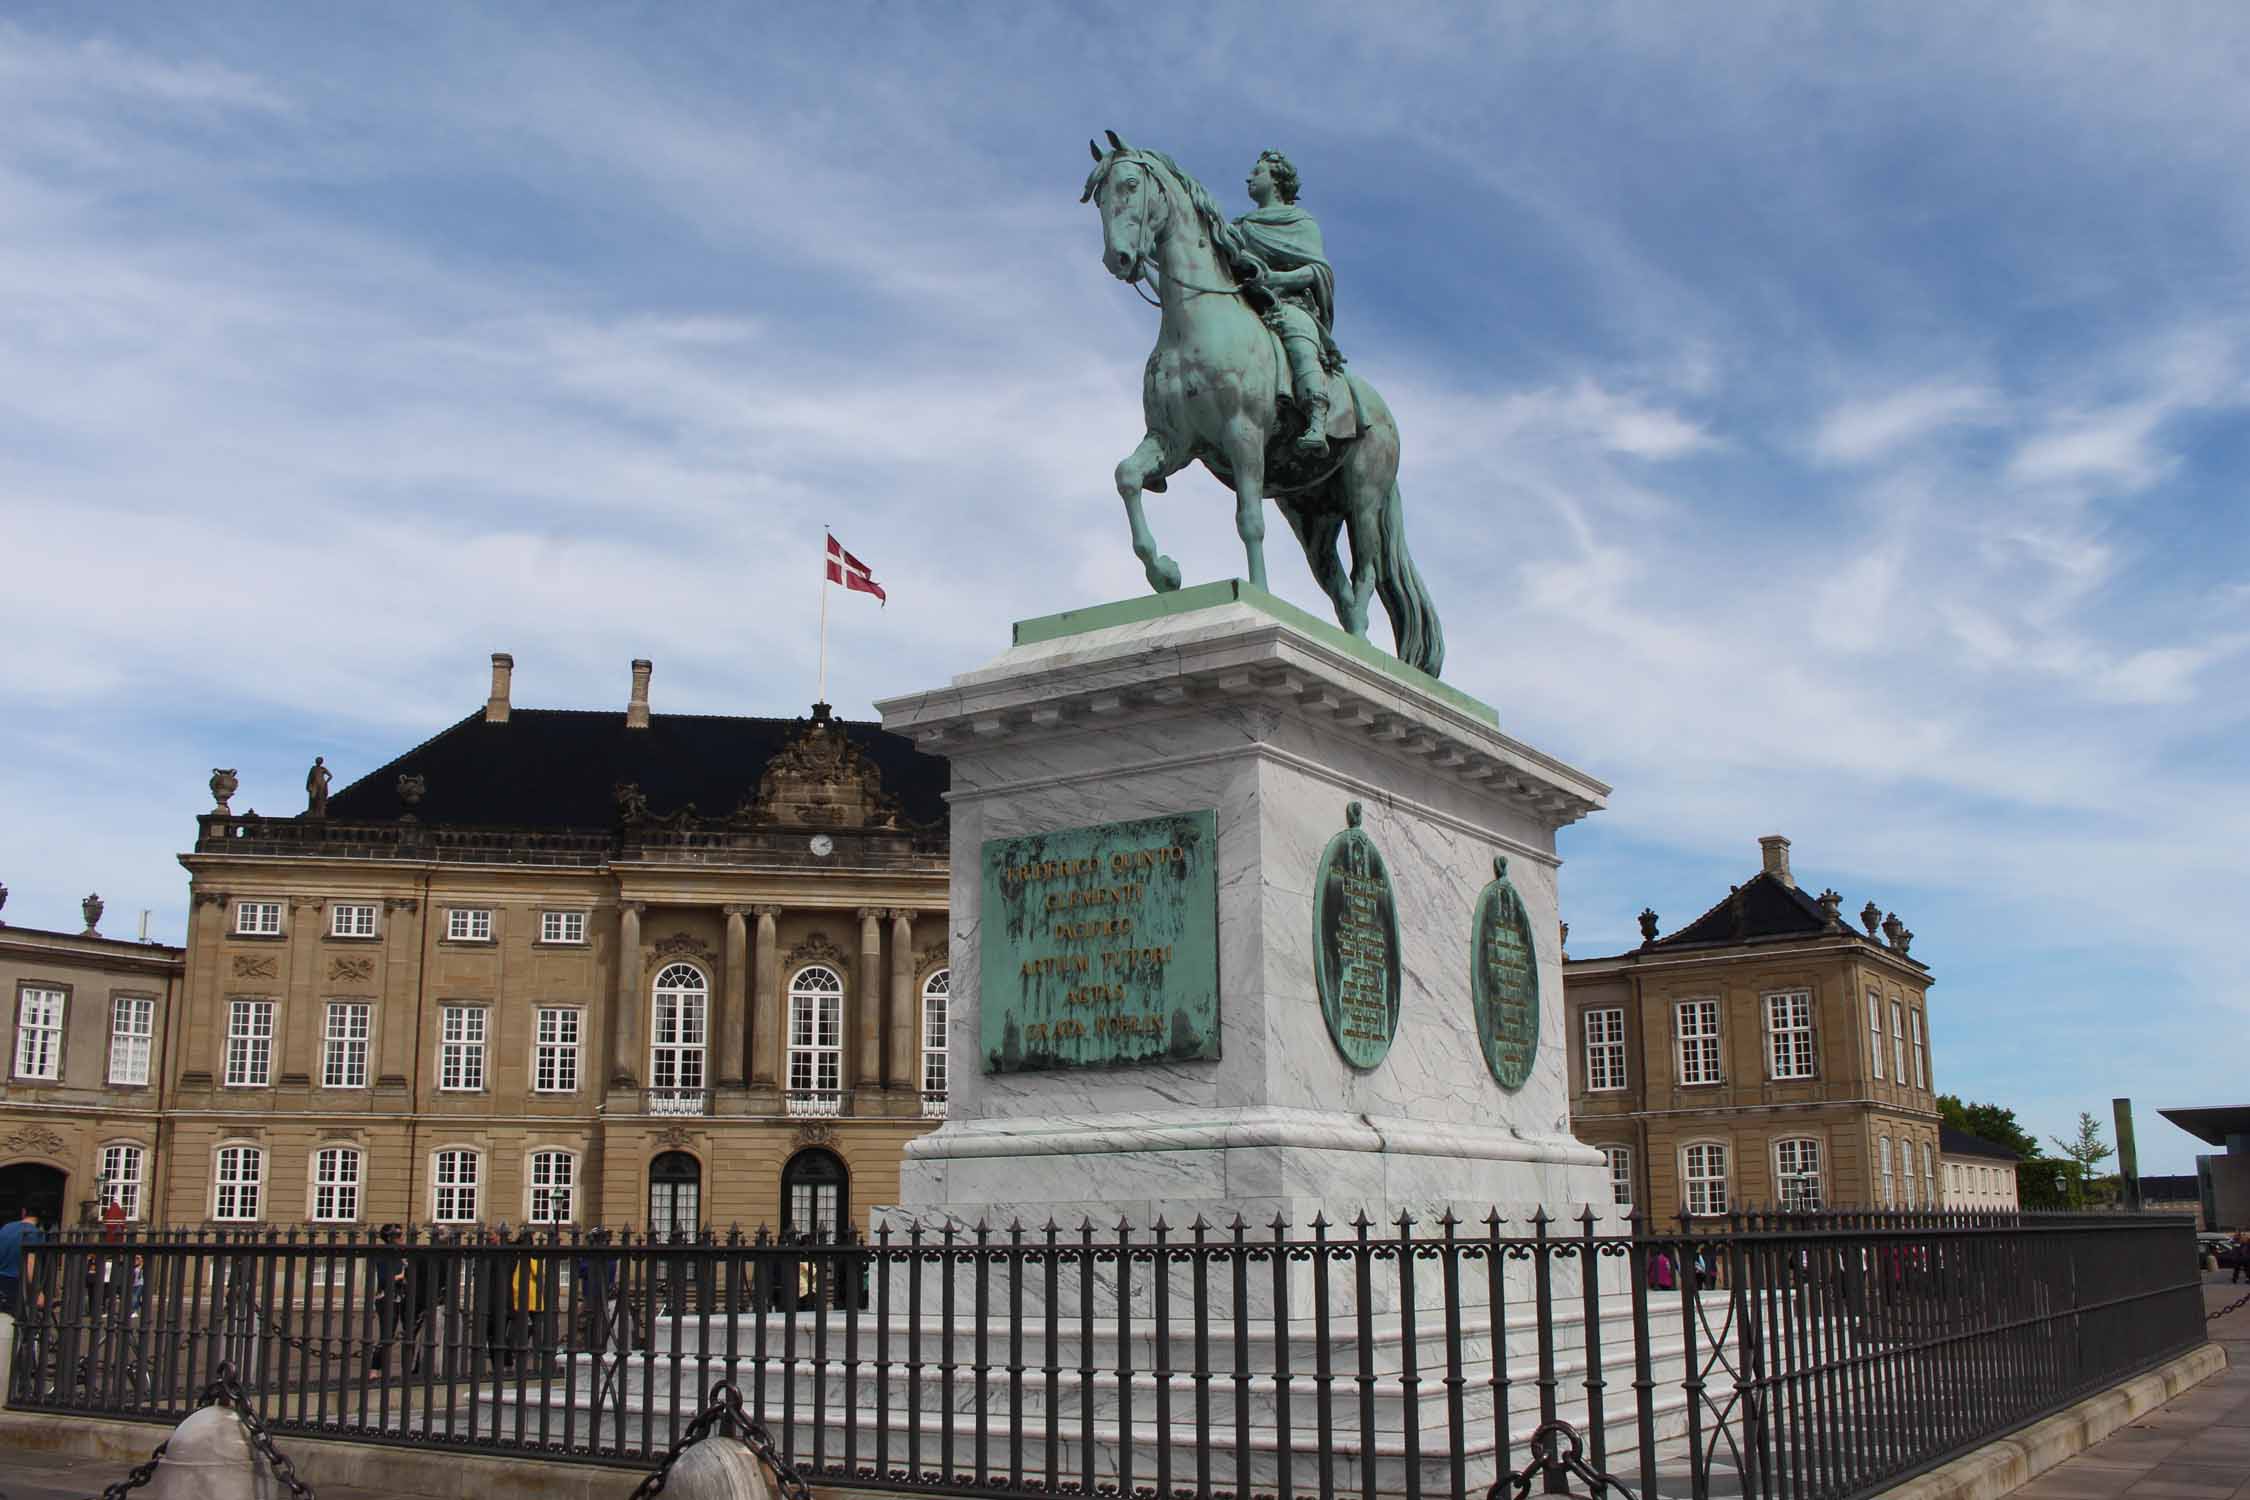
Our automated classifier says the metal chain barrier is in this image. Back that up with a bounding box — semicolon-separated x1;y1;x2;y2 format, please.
95;1362;314;1500
630;1380;812;1500
2208;1288;2250;1323
1487;1419;1639;1500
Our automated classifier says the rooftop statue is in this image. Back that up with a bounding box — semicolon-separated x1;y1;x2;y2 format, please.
1082;132;1444;677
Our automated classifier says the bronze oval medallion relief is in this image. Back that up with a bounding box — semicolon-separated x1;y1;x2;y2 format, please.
1313;801;1401;1069
1471;856;1540;1089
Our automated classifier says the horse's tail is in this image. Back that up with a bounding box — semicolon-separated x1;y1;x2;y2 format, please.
1375;481;1445;678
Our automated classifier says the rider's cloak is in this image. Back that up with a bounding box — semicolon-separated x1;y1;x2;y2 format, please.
1232;204;1343;365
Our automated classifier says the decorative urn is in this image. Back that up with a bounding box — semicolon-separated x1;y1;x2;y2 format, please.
81;892;104;935
209;767;239;815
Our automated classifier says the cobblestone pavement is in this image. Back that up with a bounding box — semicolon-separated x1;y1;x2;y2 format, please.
2007;1269;2250;1500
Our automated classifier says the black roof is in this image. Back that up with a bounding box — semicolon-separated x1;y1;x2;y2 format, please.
1940;1126;2024;1162
1650;871;1835;949
2158;1106;2250;1147
326;707;949;829
2139;1174;2200;1200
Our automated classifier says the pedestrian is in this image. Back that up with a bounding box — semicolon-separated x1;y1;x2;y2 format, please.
0;1204;44;1317
476;1226;514;1369
404;1229;448;1375
367;1224;406;1374
509;1225;545;1365
2230;1230;2249;1285
1648;1246;1676;1291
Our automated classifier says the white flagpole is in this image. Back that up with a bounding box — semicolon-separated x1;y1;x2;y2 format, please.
817;528;831;706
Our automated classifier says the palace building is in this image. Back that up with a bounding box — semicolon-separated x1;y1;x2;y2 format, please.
1564;836;1941;1220
153;653;950;1235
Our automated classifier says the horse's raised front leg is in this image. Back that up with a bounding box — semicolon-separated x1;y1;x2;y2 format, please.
1221;421;1268;592
1115;432;1183;593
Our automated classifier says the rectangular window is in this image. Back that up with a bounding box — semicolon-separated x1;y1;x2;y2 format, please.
1902;1158;1917;1208
446;908;493;942
439;1007;486;1091
1682;1143;1728;1216
528;1150;575;1224
1674;999;1722;1086
539;911;585;945
214;1145;263;1221
313;1146;361;1222
1774;1138;1822;1210
651;993;707;1091
1763;990;1816;1080
1584;1007;1628;1091
322;1002;371;1088
534;1008;581;1093
235;901;282;936
330;904;377;938
100;1143;145;1221
432;1149;479;1222
15;986;64;1080
1602;1145;1633;1209
1911;1010;1928;1090
1879;1136;1894;1206
1867;991;1885;1080
1890;1000;1908;1086
109;996;155;1085
224;1000;276;1087
1923;1142;1936;1208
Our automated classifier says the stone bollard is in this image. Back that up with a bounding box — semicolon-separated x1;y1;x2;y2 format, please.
147;1404;288;1499
645;1433;777;1500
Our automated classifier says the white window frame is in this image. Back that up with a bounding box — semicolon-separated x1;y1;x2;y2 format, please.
439;1006;487;1091
1584;1006;1628;1092
1601;1144;1634;1209
312;1145;362;1223
322;1002;372;1089
329;903;377;939
1922;1142;1936;1207
1763;989;1816;1081
213;1143;264;1221
533;1007;581;1094
1674;999;1722;1086
1911;1010;1928;1090
235;901;282;936
1879;1135;1895;1206
650;964;709;1097
539;910;586;945
789;965;846;1101
430;1148;480;1223
15;986;65;1081
224;999;276;1087
921;969;950;1103
109;995;155;1085
1867;991;1885;1080
527;1150;576;1224
99;1142;145;1221
1890;999;1908;1086
1682;1142;1729;1217
1775;1137;1822;1210
445;908;494;943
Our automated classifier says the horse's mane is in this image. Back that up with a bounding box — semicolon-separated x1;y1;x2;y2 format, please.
1083;147;1252;267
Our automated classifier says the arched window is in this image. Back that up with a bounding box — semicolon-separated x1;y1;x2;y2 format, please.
781;1148;848;1240
213;1143;264;1222
528;1150;576;1224
1774;1138;1822;1211
649;1151;700;1237
312;1145;361;1223
1921;1142;1936;1209
99;1142;147;1221
1878;1135;1894;1207
1600;1145;1633;1210
921;969;950;1116
650;964;708;1114
1681;1142;1728;1217
788;965;844;1116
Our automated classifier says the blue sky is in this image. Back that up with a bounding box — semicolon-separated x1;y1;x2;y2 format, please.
1;5;2244;1173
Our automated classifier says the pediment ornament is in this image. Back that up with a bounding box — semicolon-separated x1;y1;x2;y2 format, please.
650;933;717;965
3;1126;65;1157
232;955;278;979
785;933;850;974
792;1122;840;1152
328;957;375;983
750;714;905;831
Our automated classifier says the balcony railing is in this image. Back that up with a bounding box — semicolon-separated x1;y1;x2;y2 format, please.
920;1089;948;1117
643;1087;709;1116
784;1087;842;1118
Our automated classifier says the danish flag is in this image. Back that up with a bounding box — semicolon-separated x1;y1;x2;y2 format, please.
825;533;886;605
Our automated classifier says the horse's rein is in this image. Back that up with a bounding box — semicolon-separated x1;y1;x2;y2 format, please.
1111;153;1245;308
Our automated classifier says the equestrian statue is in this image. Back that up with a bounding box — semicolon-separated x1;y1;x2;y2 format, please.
1082;131;1445;678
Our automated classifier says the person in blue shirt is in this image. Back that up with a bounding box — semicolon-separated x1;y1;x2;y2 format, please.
0;1205;45;1315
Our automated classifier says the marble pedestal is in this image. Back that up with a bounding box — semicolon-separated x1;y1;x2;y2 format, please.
874;581;1615;1233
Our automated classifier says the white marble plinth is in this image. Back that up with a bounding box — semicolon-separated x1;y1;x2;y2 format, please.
875;583;1614;1232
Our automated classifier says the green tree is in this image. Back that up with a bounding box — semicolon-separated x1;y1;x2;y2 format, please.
1936;1094;2039;1159
2048;1112;2116;1209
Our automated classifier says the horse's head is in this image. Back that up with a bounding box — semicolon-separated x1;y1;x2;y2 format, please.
1082;132;1172;284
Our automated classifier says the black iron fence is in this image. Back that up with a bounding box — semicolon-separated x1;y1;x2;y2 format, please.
4;1210;2206;1500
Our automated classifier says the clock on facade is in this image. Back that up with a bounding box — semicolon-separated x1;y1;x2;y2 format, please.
808;834;835;857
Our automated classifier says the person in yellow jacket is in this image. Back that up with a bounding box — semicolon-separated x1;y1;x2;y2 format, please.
508;1226;547;1360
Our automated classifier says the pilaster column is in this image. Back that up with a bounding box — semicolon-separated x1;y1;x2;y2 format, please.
611;902;645;1086
856;908;884;1089
377;897;420;1086
887;910;916;1089
279;895;322;1084
752;906;782;1087
721;906;749;1086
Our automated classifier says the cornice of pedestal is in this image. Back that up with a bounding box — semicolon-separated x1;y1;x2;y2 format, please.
877;594;1610;829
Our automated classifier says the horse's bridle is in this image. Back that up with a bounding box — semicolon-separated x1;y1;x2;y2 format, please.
1102;152;1241;307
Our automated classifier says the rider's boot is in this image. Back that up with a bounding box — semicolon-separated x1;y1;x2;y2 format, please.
1284;332;1330;457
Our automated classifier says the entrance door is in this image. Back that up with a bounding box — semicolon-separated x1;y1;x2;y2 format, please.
0;1163;67;1228
647;1152;701;1239
780;1148;847;1241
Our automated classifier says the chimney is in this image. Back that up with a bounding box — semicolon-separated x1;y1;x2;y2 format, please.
484;652;514;724
1758;834;1794;889
627;659;653;729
